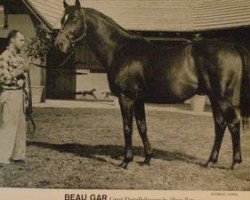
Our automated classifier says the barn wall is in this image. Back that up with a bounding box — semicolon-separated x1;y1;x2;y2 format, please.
76;69;110;100
0;15;36;38
26;0;250;102
0;14;43;88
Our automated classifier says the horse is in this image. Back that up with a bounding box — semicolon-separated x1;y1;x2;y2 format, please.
75;89;97;99
55;0;250;169
102;91;114;100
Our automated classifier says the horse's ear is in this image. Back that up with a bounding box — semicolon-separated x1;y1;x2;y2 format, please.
63;0;69;9
75;0;81;9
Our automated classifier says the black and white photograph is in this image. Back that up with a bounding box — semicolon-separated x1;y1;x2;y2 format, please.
0;0;250;199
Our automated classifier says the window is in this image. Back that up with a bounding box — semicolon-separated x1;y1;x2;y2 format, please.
0;5;7;28
0;6;4;27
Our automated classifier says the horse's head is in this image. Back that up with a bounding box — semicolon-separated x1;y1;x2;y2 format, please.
55;0;87;53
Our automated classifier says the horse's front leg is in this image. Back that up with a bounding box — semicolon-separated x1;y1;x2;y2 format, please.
134;99;153;165
118;94;135;169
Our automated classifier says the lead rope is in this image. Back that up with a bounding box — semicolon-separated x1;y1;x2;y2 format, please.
25;70;36;136
31;50;74;69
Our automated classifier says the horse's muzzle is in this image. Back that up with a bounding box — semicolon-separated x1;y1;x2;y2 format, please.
54;38;69;54
57;42;64;51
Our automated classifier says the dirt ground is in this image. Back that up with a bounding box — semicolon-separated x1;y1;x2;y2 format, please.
0;107;250;190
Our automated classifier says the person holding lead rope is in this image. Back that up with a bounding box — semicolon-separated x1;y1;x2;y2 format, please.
0;30;30;166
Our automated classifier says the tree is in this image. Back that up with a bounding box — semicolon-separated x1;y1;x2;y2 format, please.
25;25;53;63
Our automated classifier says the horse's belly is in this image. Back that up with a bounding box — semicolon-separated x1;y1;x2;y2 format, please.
145;73;199;103
144;51;199;103
145;85;197;104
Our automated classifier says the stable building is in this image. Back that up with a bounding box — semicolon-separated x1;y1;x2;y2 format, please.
1;0;250;102
0;0;52;102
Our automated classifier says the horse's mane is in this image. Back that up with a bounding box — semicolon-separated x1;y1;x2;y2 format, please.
84;7;140;39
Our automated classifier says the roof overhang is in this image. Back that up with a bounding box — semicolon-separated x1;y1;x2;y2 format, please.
21;0;53;31
18;0;250;33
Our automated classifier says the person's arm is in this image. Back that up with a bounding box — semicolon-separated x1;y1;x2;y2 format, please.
12;57;28;78
0;56;16;85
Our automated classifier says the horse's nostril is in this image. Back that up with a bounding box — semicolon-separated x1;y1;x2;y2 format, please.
58;42;63;50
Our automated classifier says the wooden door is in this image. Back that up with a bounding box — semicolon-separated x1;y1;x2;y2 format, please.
46;52;76;99
0;38;7;54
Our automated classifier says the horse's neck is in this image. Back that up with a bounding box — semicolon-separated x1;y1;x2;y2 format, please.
85;10;133;70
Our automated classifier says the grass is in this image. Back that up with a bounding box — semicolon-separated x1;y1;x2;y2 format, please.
0;107;250;190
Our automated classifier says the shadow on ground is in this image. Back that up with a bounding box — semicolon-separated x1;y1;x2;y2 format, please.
27;141;205;167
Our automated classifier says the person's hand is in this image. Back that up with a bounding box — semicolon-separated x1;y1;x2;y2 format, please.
17;62;29;72
12;68;25;77
16;58;29;72
16;79;24;87
21;65;29;72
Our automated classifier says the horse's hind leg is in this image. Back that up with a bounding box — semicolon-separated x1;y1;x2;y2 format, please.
204;97;227;168
224;104;242;169
213;98;242;169
134;99;153;165
118;94;134;169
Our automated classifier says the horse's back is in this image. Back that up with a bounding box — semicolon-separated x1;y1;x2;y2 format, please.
113;38;200;103
112;38;243;103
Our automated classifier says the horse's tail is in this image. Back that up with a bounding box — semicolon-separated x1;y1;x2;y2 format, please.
236;45;250;125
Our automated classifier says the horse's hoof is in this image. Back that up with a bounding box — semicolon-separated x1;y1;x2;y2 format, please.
138;153;153;166
143;160;151;165
139;161;150;167
145;153;153;163
230;162;241;170
203;161;214;169
202;163;210;169
119;162;128;169
143;157;151;164
118;157;133;169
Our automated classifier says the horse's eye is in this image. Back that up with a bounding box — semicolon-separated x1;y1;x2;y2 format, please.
72;17;78;23
60;17;65;25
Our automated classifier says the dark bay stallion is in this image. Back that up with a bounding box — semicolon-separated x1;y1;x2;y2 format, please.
55;0;250;169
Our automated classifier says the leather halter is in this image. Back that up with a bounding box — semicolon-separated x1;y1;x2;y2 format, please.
59;9;87;47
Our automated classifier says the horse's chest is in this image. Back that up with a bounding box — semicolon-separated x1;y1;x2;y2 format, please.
108;61;145;98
